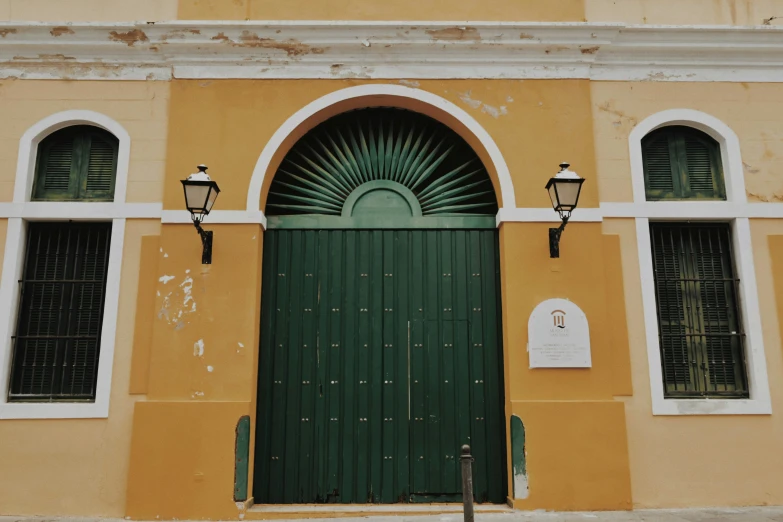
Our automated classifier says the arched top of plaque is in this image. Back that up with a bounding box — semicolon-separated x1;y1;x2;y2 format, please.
528;298;591;369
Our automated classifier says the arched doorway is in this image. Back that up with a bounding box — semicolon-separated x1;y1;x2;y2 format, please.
253;107;506;504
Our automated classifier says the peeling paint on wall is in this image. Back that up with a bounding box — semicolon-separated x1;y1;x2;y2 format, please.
458;90;508;118
108;29;149;47
426;26;480;41
159;275;175;284
194;339;205;357
511;415;528;499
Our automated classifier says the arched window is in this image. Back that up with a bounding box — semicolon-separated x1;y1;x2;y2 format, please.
641;125;747;399
33;125;118;201
7;124;119;403
642;126;725;201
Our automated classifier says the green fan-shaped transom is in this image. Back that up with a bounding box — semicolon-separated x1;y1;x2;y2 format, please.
266;108;498;225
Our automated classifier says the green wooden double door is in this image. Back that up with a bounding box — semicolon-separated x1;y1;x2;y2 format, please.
254;229;506;504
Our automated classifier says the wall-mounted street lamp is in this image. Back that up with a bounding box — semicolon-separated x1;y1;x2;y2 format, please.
545;162;585;258
181;165;221;264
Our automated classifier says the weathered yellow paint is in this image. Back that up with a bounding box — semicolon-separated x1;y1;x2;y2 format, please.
496;221;632;509
591;81;783;203
125;223;265;518
164;79;599;212
0;80;170;204
0;219;160;517
602;217;783;508
130;235;161;395
586;0;783;25
500;222;626;401
2;72;782;519
126;400;253;520
602;233;633;396
0;0;177;21
144;224;263;400
177;0;585;21
509;400;632;511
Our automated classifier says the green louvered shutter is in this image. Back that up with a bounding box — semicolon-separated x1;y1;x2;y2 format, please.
35;133;77;199
642;134;678;200
33;126;118;201
83;133;118;200
650;223;747;398
642;126;725;201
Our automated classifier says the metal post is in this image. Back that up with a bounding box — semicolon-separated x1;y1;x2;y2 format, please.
460;444;474;522
549;216;569;258
194;221;213;265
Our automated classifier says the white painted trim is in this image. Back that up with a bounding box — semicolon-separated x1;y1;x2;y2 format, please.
600;202;783;219
1;22;783;82
496;207;603;226
13;110;131;205
0;202;161;220
0;112;133;420
629;110;772;416
246;84;517;214
628;109;746;205
162;210;267;229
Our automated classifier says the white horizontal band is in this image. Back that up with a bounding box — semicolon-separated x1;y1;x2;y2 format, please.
0;21;781;81
2;203;783;226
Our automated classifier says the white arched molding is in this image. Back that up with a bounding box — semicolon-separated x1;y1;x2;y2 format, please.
628;109;771;416
0;110;135;419
246;84;517;227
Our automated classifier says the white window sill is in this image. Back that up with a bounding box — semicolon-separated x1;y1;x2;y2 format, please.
0;401;108;420
652;397;772;416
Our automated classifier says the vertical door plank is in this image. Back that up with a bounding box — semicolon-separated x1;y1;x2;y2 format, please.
299;230;318;502
283;230;305;503
381;230;396;502
355;230;372;501
394;230;411;501
467;230;488;501
314;230;331;501
341;230;358;502
255;231;278;502
481;231;505;503
269;231;292;503
326;231;343;500
369;231;384;502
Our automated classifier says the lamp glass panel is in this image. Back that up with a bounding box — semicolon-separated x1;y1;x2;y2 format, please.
554;180;581;210
206;186;219;213
548;184;559;210
185;184;210;213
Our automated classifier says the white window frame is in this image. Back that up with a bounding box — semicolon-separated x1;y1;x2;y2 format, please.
629;109;771;415
0;110;131;419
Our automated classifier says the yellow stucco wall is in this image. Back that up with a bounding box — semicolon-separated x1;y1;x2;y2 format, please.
591;82;783;203
0;80;170;203
177;0;585;21
593;81;783;507
585;0;783;25
123;78;631;518
1;73;783;518
603;218;783;508
0;219;161;517
0;0;177;21
0;80;169;516
163;79;599;212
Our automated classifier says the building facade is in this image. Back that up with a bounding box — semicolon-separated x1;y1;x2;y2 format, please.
0;0;782;519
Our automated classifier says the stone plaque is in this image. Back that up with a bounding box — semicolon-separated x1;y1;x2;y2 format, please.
528;298;591;368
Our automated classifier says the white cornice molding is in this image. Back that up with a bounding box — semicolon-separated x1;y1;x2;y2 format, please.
0;21;782;81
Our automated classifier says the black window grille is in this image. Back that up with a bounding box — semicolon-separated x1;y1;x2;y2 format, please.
650;222;748;398
8;222;111;402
